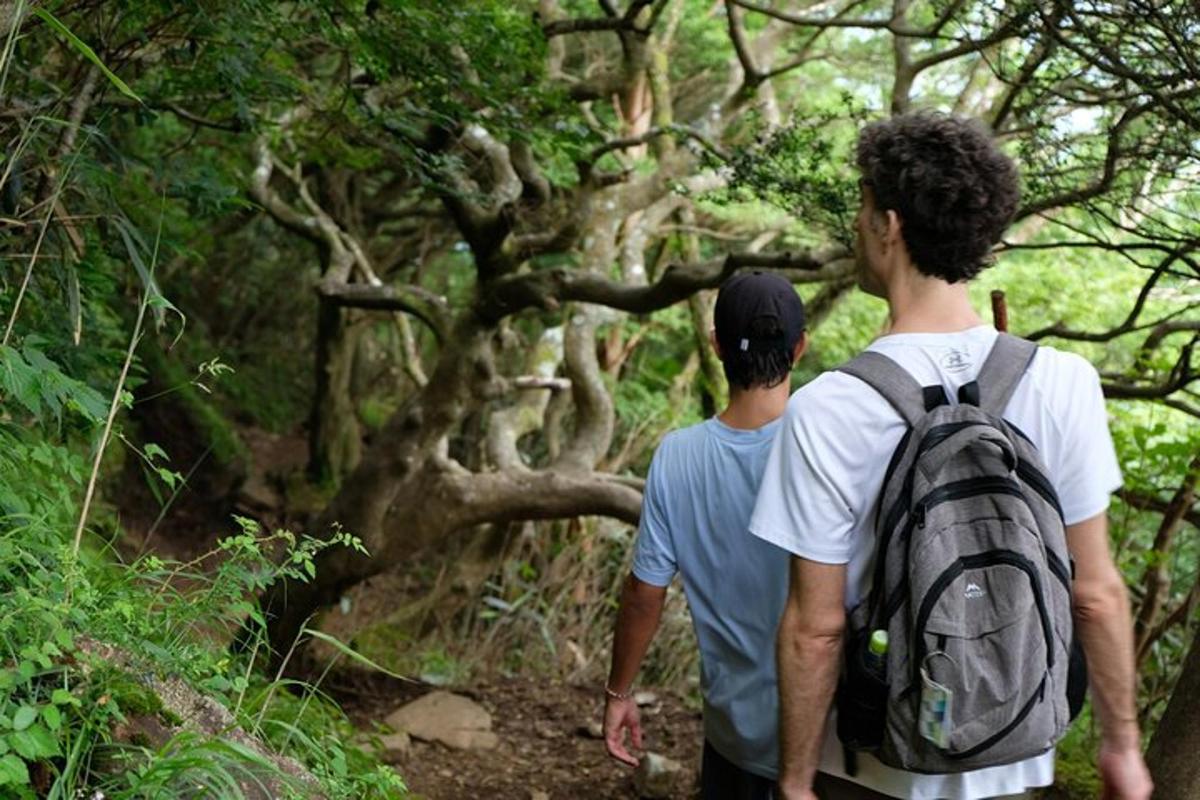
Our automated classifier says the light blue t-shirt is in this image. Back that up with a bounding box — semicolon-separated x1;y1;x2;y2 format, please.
632;416;789;779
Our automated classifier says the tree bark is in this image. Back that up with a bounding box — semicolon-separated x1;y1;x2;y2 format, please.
308;297;363;484
1134;457;1200;662
1146;627;1200;798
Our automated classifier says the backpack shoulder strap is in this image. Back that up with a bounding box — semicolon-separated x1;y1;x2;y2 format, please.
975;333;1038;416
837;351;927;426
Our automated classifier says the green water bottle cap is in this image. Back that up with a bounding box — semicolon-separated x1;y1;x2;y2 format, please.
869;629;889;656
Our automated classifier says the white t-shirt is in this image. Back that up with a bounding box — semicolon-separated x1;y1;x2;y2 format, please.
749;325;1122;800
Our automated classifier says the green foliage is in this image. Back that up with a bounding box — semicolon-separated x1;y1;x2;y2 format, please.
353;1;550;127
722;97;875;247
0;494;406;798
1053;709;1103;798
0;343;108;424
611;306;706;470
0;13;408;785
242;682;408;799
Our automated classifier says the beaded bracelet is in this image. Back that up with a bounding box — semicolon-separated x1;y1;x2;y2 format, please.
604;684;633;701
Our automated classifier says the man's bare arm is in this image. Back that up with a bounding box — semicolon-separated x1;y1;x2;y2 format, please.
776;557;847;800
608;574;668;691
1066;512;1152;799
604;574;667;766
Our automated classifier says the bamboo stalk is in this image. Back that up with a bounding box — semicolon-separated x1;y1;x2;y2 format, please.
73;207;164;554
72;298;147;555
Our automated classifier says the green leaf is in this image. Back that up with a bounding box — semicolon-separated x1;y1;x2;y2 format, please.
40;706;61;732
112;218;161;308
11;707;36;733
0;754;29;786
143;443;169;462
155;466;181;490
0;347;41;416
10;724;60;760
32;9;141;102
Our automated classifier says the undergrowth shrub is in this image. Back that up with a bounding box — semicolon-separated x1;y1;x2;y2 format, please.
0;504;409;798
0;346;408;798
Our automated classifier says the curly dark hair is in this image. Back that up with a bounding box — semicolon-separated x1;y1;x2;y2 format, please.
856;111;1020;282
721;316;795;391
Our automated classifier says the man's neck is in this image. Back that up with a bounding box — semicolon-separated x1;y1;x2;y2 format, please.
883;265;984;335
718;383;790;430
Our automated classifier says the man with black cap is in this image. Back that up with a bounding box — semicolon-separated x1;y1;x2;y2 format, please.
603;271;807;799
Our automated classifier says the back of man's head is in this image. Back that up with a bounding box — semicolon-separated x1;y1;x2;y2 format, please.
856;111;1020;283
714;271;806;391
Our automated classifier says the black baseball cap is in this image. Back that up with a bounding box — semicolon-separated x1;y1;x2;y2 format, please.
714;271;806;355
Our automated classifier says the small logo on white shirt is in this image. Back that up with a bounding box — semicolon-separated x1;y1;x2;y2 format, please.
965;582;986;599
941;349;972;373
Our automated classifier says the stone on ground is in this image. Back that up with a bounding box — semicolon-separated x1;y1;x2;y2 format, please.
634;751;684;799
535;720;561;739
577;718;604;739
378;730;411;758
385;690;499;750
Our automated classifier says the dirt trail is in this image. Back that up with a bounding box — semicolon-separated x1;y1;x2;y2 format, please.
337;676;704;800
328;669;1076;800
116;424;704;797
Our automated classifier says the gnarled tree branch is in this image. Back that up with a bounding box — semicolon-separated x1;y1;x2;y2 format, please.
479;247;845;322
315;280;451;342
443;468;643;528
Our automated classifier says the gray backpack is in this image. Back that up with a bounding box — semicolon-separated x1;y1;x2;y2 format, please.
833;334;1082;774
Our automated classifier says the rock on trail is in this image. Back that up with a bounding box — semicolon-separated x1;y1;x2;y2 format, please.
385;690;499;751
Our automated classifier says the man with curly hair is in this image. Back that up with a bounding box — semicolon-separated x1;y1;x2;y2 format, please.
750;112;1153;800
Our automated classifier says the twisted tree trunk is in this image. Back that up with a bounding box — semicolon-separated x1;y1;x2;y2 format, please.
247;309;642;662
308;296;363;484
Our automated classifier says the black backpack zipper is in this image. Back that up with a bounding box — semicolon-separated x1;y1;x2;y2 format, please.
1015;460;1064;520
879;477;1029;622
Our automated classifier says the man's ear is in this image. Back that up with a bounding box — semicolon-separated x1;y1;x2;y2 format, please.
792;331;808;364
883;209;904;250
709;328;724;361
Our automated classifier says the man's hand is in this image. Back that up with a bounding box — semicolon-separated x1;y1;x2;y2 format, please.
604;575;666;767
603;695;642;767
1098;741;1153;800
